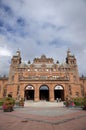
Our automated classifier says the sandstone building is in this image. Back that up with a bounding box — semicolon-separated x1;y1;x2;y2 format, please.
0;50;86;101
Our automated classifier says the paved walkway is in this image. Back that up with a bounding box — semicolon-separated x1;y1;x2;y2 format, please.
0;102;86;130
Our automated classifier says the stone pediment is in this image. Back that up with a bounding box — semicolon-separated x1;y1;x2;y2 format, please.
33;55;54;64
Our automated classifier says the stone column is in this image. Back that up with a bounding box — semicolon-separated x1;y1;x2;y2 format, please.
64;83;70;100
34;85;39;102
49;87;54;102
20;84;24;99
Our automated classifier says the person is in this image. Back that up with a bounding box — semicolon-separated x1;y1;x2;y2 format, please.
59;98;62;102
56;98;59;102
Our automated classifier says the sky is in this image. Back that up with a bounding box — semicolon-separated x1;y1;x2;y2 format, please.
0;0;86;76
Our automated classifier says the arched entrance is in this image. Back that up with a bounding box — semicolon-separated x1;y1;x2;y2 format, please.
54;85;64;101
39;85;49;101
25;85;34;100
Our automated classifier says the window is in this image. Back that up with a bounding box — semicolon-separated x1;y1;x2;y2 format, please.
73;76;76;81
81;85;84;96
17;86;20;95
12;75;14;81
75;92;79;97
0;85;1;93
3;88;7;97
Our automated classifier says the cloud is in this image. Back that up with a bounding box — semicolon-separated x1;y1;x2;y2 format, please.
0;47;11;56
0;0;86;75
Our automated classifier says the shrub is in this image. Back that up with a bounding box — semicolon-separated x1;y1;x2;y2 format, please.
0;101;3;106
73;98;84;106
2;97;15;112
0;98;5;106
83;97;86;106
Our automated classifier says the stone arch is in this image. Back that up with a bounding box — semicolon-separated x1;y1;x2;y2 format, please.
54;85;64;101
39;85;49;101
24;85;34;101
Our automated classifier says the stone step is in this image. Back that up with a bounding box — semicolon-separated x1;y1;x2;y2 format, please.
24;101;64;107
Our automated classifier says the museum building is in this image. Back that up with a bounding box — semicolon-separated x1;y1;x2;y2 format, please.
0;49;86;102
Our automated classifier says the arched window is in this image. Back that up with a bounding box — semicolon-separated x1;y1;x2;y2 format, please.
55;85;63;90
17;86;20;95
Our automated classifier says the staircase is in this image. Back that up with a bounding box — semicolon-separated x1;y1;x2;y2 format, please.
24;100;64;107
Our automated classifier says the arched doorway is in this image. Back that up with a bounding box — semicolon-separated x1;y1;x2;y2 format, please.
25;85;34;100
39;85;49;101
54;85;64;101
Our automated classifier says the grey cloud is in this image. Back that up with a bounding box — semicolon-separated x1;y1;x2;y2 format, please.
0;0;86;75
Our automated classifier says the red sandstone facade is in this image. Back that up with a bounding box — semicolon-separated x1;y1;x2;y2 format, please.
0;50;86;101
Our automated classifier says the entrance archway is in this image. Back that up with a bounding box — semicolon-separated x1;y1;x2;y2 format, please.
54;85;64;101
39;85;49;101
25;85;34;100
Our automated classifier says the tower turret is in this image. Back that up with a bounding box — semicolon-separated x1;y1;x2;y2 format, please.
11;50;21;67
8;50;21;83
66;49;79;83
66;49;76;67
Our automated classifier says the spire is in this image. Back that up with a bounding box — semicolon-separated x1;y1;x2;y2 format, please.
16;49;20;57
67;48;71;57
